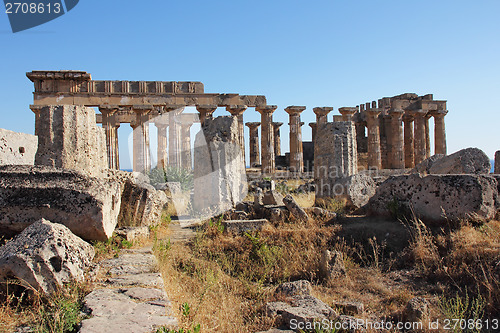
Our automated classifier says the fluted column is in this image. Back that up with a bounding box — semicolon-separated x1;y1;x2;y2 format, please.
180;120;193;169
155;122;168;169
196;104;217;125
431;110;448;155
165;105;184;168
246;122;261;167
309;123;317;145
226;105;247;158
424;113;432;158
410;109;428;165
272;122;283;156
256;105;277;174
403;114;415;168
132;106;152;173
100;106;120;169
285;106;306;173
389;109;404;169
339;107;357;122
313;107;333;126
365;108;382;170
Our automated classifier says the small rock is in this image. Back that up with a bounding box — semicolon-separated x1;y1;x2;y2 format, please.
403;297;430;322
333;300;364;315
275;280;312;297
114;226;150;242
222;219;270;234
320;250;346;282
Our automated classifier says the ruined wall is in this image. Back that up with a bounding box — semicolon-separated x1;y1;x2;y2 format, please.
34;105;108;177
0;128;38;166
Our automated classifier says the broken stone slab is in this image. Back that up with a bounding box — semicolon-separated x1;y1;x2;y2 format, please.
320;250;346;283
110;170;168;228
114;226;150;242
101;252;157;276
0;128;38;166
414;148;491;175
280;295;338;330
305;207;337;221
328;174;377;209
275;280;312;297
222;219;270;234
0;219;94;295
412;154;445;175
263;190;285;206
283;195;309;222
80;288;177;333
366;174;499;223
107;272;164;288
0;165;122;241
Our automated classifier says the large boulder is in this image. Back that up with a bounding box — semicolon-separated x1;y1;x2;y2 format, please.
0;219;94;295
414;148;491;175
0;165;122;241
327;174;376;209
366;174;498;223
110;170;168;228
0;128;38;166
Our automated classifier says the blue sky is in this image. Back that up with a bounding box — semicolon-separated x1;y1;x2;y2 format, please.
1;0;499;169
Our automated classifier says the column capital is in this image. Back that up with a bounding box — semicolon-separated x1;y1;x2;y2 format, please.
246;122;261;129
29;104;43;114
196;104;218;113
256;105;278;114
430;109;448;118
99;105;120;115
130;118;140;129
272;122;283;129
407;109;428;118
154;121;169;129
226;105;247;116
309;122;317;128
389;108;404;119
164;105;185;113
365;108;382;117
285;105;306;115
338;107;357;116
313;106;333;116
402;113;414;122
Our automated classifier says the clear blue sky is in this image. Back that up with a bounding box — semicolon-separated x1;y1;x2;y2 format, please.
1;0;499;169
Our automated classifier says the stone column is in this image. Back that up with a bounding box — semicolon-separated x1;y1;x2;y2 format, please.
100;106;120;170
389;109;404;169
365;108;382;170
132;106;152;173
180;120;193;169
256;105;277;174
313;107;333;125
410;109;428;165
272;122;283;156
165;105;184;168
431;110;448;155
285;106;306;173
403;113;415;168
338;107;357;122
309;123;317;145
196;104;217;125
245;122;261;167
424;113;432;158
495;151;500;174
226;105;247;158
155;122;168;169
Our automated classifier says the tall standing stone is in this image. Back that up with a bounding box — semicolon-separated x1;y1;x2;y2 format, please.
166;105;183;168
285;106;306;173
256;105;278;174
410;110;428;165
390;109;404;169
155;122;168;169
272;122;283;156
403;113;415;168
246;122;261;167
100;106;120;170
132;106;152;173
226;105;247;164
365;108;382;170
309;123;317;145
314;121;358;199
193;116;246;214
180;120;193;169
30;105;108;177
431;110;448;155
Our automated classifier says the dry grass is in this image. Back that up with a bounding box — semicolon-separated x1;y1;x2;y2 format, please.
290;191;315;208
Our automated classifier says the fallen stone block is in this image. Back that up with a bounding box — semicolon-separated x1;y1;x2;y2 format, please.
0;219;94;295
222;219;270;234
283;195;309;222
0;128;38;166
306;207;337;221
414;148;491;175
332;300;364;316
316;174;376;209
366;174;499;223
0;165;122;241
114;226;150;242
263;190;285;206
275;280;312;297
320;250;346;283
412;154;445;175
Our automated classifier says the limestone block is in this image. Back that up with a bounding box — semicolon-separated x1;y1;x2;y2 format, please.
412;154;445;175
0;128;37;166
113;171;168;228
315;122;358;199
0;219;94;295
366;174;499;223
328;174;377;209
263;190;285;206
193;116;247;215
275;280;312;297
34;105;108;177
417;148;491;175
222;219;269;234
0;165;122;241
320;250;346;283
114;226;150;242
283;194;309;222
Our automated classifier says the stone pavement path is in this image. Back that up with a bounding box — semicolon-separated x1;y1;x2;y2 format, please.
79;247;178;333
